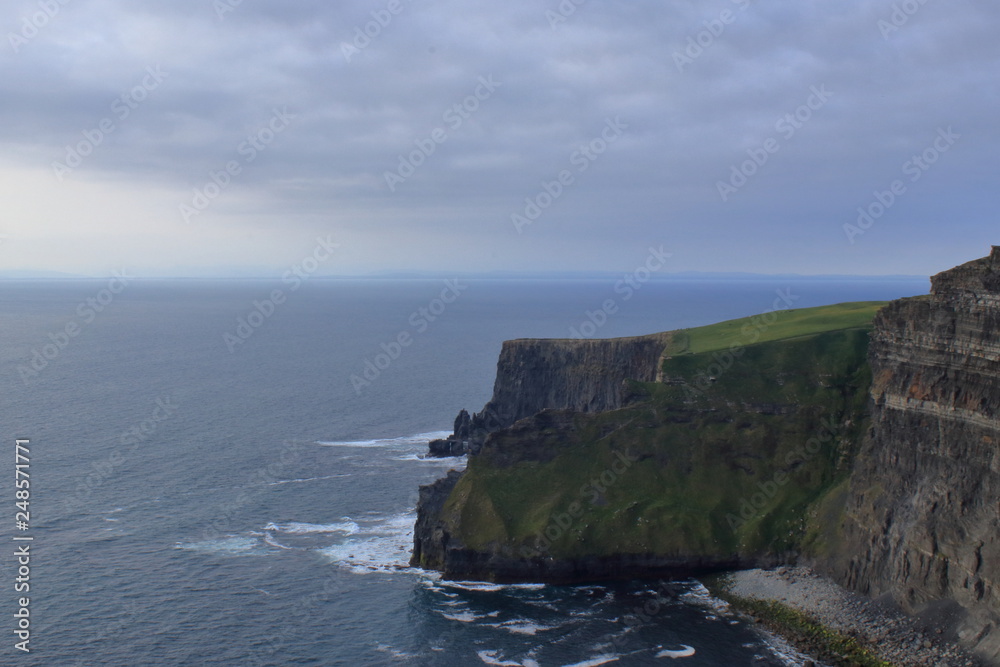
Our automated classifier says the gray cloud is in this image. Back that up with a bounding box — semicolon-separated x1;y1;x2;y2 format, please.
1;0;997;276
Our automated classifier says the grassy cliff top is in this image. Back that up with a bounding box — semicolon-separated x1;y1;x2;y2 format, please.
664;301;888;356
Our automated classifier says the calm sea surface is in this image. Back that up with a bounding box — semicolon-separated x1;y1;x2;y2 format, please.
0;277;927;666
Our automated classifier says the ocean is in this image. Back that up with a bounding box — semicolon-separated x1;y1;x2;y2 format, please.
0;276;927;666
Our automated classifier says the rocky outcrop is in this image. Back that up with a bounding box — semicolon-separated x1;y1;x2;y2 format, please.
427;410;472;457
411;470;463;568
831;247;1000;662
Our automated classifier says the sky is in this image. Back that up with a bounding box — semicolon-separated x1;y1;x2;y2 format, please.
0;0;997;278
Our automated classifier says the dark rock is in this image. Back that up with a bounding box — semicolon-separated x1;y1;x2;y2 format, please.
410;470;463;569
427;437;466;458
454;409;471;440
465;334;671;449
428;335;670;456
829;245;1000;664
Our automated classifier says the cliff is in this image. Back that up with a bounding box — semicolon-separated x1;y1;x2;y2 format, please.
412;303;883;582
828;247;1000;661
412;248;1000;663
428;334;671;455
476;334;672;425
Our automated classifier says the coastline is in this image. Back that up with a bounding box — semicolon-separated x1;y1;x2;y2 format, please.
706;567;986;667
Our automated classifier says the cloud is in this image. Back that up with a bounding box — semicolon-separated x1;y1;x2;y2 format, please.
1;0;997;276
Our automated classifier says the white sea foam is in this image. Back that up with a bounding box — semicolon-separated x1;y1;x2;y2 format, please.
375;512;417;532
263;532;293;550
441;611;480;623
392;452;468;465
267;474;351;486
264;521;360;535
655;645;695;658
315;431;452;449
175;536;262;555
317;510;417;574
441;581;548;593
486;620;557;636
679;581;731;615
477;650;524;666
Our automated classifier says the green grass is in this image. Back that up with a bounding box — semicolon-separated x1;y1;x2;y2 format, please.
664;301;887;356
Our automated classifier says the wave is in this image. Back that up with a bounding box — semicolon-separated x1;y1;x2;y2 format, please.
485;619;558;636
655;645;695;659
563;654;619;667
263;532;294;550
679;581;730;615
440;580;548;593
561;656;619;667
264;521;360;535
178;523;358;557
175;536;264;556
477;650;539;667
392;453;467;464
315;431;452;449
267;474;352;486
317;510;417;574
440;611;479;623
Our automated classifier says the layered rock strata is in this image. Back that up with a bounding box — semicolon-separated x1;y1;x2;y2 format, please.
832;247;1000;662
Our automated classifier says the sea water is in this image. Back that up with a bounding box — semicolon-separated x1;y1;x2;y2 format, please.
0;277;926;665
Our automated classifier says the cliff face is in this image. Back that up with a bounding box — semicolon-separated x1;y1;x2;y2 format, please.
831;247;1000;661
456;334;670;449
481;334;671;419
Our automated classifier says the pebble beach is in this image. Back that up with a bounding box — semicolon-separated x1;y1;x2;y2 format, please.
721;567;986;667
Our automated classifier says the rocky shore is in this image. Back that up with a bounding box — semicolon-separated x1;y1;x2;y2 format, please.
719;567;986;666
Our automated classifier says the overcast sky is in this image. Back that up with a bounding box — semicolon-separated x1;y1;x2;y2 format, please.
0;0;996;278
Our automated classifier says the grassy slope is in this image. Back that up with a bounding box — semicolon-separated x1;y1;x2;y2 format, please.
665;301;887;356
446;302;882;562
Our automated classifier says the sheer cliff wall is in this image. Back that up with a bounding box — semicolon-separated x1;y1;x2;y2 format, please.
468;333;671;437
831;247;1000;661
